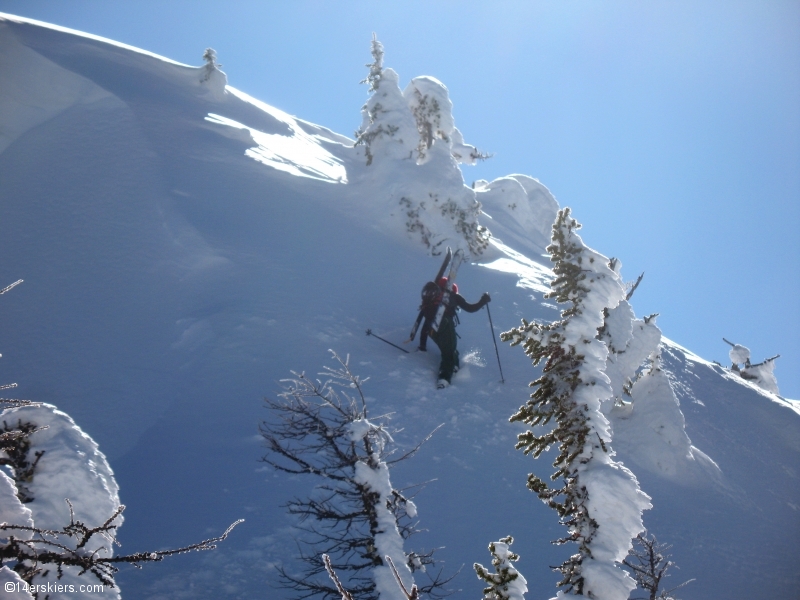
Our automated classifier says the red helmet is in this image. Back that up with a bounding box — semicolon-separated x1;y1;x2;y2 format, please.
437;277;458;294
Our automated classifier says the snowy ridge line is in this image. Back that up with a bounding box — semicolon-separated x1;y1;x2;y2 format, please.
662;337;799;408
660;337;715;368
0;12;188;66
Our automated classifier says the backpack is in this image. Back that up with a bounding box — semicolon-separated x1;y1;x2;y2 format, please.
420;281;442;311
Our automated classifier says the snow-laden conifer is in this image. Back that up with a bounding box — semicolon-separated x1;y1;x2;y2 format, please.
354;36;417;166
501;208;651;600
260;352;449;600
360;34;384;93
0;394;36;600
474;536;528;600
351;38;490;256
202;47;220;77
354;37;487;169
598;295;661;410
0;403;243;599
723;338;750;369
199;47;227;99
403;76;486;166
722;338;781;394
740;355;780;394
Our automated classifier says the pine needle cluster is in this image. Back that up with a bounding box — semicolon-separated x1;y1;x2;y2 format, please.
474;536;527;600
360;33;384;92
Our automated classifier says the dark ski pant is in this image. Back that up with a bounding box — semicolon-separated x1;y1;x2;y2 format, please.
430;315;459;383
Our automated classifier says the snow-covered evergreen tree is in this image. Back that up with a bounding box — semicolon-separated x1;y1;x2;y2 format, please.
354;36;417;166
474;536;528;600
360;33;384;93
740;355;780;394
722;338;780;394
403;76;487;166
0;393;35;600
723;337;751;370
404;77;447;163
260;352;448;600
501;208;651;600
199;47;227;99
598;294;661;410
201;47;220;79
351;37;490;257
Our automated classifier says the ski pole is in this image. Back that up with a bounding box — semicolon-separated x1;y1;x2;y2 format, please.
485;304;505;383
366;329;410;354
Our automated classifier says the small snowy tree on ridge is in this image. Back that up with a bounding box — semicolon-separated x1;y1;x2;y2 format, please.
360;33;384;93
501;209;651;599
722;338;780;394
354;35;416;167
201;47;222;82
260;351;450;600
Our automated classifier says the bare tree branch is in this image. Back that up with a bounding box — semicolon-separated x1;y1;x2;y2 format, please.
323;553;355;600
386;555;420;600
623;532;694;600
1;502;242;589
261;351;451;600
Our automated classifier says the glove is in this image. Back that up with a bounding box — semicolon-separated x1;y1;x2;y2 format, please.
481;292;491;304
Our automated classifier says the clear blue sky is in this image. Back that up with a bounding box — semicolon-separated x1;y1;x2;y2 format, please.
2;0;798;398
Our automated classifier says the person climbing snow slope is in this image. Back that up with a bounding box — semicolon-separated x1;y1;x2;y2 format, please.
413;277;490;388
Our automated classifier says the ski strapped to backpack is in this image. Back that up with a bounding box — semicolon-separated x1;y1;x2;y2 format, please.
406;247;452;342
431;249;464;333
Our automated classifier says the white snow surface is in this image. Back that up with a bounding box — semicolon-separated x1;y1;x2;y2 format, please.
0;14;798;600
475;175;559;251
728;343;751;366
0;471;33;531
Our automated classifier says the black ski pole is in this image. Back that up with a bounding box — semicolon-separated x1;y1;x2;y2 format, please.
485;304;505;383
366;329;410;354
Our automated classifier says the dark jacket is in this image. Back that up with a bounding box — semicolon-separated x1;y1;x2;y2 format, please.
418;292;488;350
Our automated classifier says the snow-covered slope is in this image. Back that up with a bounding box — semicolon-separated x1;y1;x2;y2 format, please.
1;14;797;600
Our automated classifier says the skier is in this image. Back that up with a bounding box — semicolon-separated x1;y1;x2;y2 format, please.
413;277;490;388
